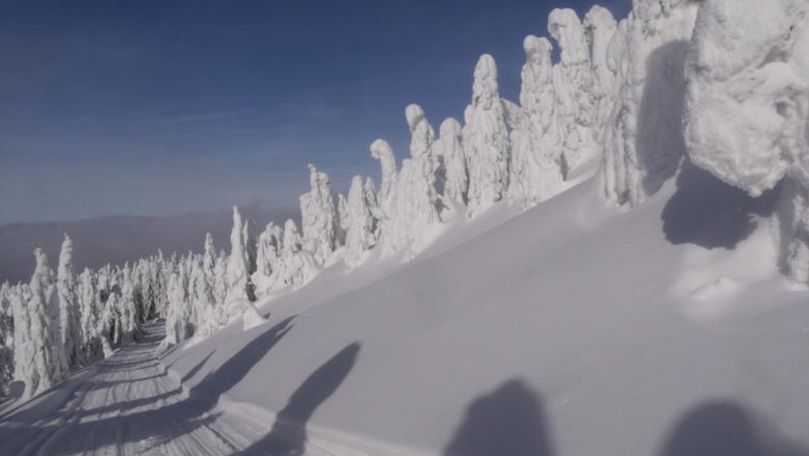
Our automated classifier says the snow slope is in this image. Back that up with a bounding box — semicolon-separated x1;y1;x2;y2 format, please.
2;163;809;455
151;166;809;454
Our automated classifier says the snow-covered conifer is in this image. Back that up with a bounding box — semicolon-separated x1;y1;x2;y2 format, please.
118;264;138;345
0;283;14;396
370;139;398;214
548;8;597;177
56;234;83;369
17;249;59;398
510;36;565;206
225;207;253;311
463;54;510;216
345;175;377;266
435;118;468;206
299;164;339;266
601;0;698;206
583;6;618;129
77;268;101;361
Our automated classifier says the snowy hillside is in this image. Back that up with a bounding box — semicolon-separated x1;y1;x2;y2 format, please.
1;0;809;454
3;162;808;455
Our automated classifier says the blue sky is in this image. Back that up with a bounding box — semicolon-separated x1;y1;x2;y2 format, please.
0;0;630;225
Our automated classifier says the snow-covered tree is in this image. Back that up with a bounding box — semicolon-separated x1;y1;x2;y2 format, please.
344;175;378;267
161;260;192;349
77;268;102;362
56;234;83;369
213;249;228;312
435;118;468;206
510;36;565;206
118;264;138;345
225;207;254;315
253;224;283;296
370;138;398;215
299;164;339;266
16;249;60;398
601;0;699;206
583;5;618;130
269;218;317;290
189;253;216;340
337;193;349;246
0;283;14;396
380;105;442;255
548;8;598;177
463;54;510;216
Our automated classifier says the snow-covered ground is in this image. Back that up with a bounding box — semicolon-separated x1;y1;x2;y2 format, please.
5;163;807;455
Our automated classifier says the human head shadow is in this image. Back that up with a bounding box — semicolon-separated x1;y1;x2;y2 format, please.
661;400;809;456
0;316;296;455
661;159;779;249
243;341;361;455
443;379;554;456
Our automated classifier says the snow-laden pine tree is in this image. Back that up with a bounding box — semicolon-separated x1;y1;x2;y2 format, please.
10;285;31;397
253;224;283;297
520;35;560;167
241;217;257;281
57;234;83;369
77;268;102;362
583;5;618;131
363;177;380;239
118;264;138;345
225;207;254;320
161;259;193;348
268;218;317;290
190;253;217;340
435;118;468;207
370;139;398;216
547;8;598;177
336;193;349;247
344;175;378;267
600;0;698;207
508;35;565;207
463;54;510;217
299;164;339;266
382;104;442;255
17;249;60;398
0;283;14;396
213;249;228;312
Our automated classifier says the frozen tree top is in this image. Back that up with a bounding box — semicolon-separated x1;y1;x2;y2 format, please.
472;54;500;109
548;8;589;65
405;104;435;159
523;35;553;65
439;117;462;137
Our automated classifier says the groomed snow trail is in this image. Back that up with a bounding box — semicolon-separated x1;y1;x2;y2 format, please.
0;320;316;456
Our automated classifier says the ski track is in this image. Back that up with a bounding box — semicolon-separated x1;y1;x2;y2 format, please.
0;321;290;456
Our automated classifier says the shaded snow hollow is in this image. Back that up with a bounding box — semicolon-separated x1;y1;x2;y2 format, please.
160;167;809;456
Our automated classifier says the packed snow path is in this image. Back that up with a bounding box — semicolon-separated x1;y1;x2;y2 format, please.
0;320;323;456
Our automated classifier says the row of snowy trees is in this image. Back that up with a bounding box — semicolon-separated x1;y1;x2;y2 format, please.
0;236;170;399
